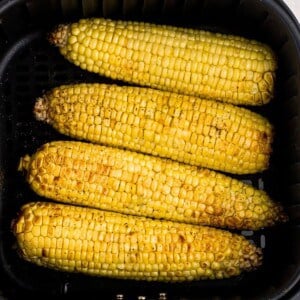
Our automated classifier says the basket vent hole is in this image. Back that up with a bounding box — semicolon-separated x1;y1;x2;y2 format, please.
260;235;266;248
241;230;253;237
258;178;264;190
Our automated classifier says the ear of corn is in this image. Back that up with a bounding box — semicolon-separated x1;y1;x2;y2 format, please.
18;140;287;230
34;83;273;175
13;201;263;281
48;18;276;106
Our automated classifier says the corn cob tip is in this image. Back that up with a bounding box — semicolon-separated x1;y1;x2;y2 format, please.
245;246;263;270
18;155;31;172
34;96;49;122
48;24;69;47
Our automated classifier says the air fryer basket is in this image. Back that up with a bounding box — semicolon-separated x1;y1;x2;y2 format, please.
0;0;300;299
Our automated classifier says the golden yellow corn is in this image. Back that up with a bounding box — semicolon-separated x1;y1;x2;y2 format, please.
48;18;276;106
13;201;263;281
34;83;273;175
18;141;287;230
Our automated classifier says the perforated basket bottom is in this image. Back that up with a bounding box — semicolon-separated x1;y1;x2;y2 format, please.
0;33;287;298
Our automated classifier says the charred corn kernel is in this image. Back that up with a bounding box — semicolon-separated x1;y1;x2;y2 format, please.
13;201;263;281
18;141;287;230
48;18;276;105
34;83;273;174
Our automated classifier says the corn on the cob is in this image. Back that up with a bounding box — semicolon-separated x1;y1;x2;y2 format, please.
18;141;287;230
13;201;263;281
34;83;273;175
48;18;276;106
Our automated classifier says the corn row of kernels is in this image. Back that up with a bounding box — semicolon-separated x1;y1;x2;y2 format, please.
75;19;273;60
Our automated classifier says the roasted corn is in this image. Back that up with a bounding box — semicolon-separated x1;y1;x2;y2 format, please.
13;201;263;281
48;18;277;106
18;141;287;230
34;83;273;174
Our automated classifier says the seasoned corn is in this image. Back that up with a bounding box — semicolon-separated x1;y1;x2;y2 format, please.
18;141;287;230
48;18;277;106
13;201;263;281
34;83;274;174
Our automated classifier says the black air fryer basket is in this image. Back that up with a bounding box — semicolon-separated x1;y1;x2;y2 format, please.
0;0;300;299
